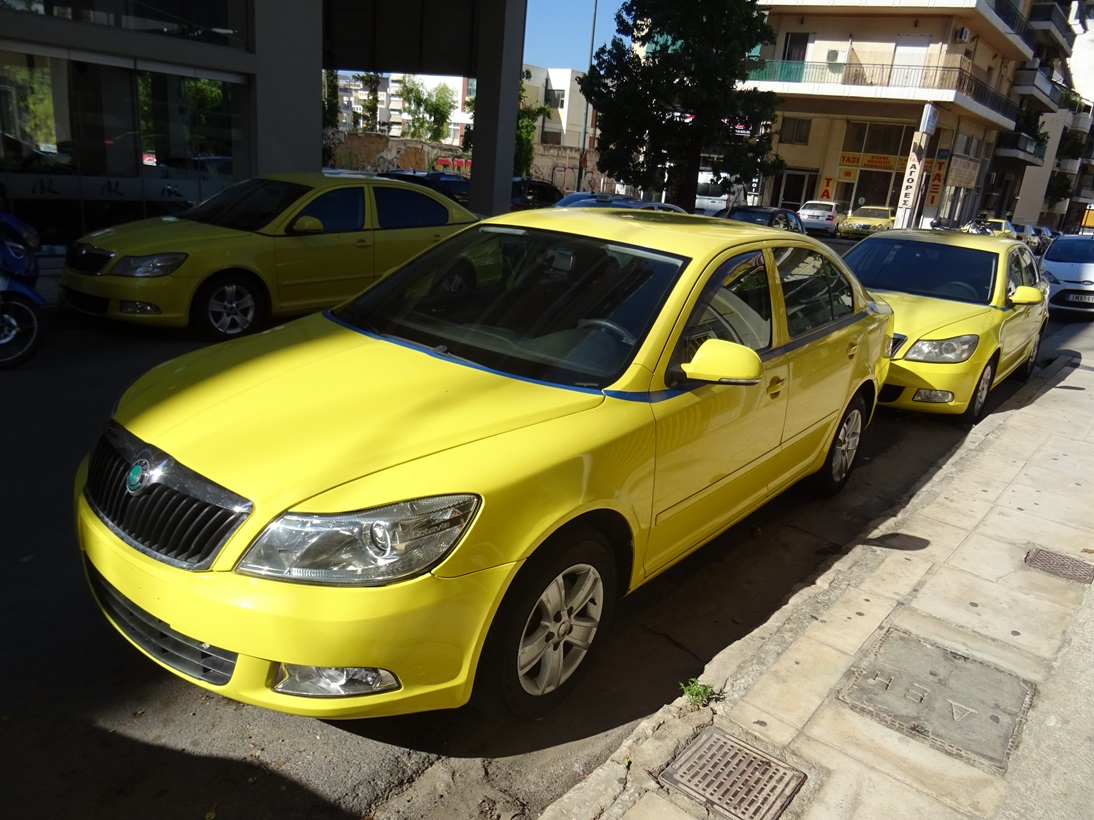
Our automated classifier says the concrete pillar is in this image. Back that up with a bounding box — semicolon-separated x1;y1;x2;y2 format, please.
468;0;527;216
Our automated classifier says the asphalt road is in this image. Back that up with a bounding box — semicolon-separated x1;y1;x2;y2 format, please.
3;296;1090;820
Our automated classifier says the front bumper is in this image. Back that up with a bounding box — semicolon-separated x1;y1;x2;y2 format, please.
1048;286;1094;312
840;223;889;239
76;489;514;718
60;266;193;327
876;358;982;414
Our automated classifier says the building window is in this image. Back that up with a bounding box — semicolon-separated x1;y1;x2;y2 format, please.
545;89;565;108
540;129;562;145
781;117;811;145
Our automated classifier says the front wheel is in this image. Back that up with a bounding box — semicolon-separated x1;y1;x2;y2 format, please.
479;528;617;719
811;395;865;497
0;293;46;368
1014;330;1041;383
191;273;268;340
962;359;996;423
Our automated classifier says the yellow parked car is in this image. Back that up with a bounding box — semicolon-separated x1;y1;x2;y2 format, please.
843;229;1047;421
75;209;893;720
839;205;896;239
61;172;477;338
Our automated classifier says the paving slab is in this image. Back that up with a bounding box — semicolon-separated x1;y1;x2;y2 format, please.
946;532;1089;607
856;550;933;600
740;637;852;730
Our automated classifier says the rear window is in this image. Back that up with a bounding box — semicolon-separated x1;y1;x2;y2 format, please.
802;202;832;212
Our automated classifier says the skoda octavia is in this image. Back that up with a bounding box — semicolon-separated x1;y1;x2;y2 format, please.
75;209;892;719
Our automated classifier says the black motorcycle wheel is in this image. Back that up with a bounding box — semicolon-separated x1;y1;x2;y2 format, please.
0;293;46;368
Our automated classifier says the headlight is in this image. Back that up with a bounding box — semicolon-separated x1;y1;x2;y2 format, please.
1041;270;1060;285
236;494;479;586
110;253;188;277
903;334;978;363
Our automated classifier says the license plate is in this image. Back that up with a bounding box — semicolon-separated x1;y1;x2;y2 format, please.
1067;293;1094;303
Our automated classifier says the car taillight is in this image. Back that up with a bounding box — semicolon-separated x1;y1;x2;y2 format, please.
826;215;834;221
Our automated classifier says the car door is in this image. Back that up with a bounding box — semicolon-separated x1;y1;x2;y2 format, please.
645;249;788;574
273;184;375;312
771;243;867;488
998;246;1041;374
370;184;459;278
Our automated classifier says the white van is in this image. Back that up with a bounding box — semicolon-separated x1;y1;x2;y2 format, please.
695;171;730;215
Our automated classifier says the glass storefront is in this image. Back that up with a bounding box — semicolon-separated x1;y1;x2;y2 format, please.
0;1;250;50
0;49;248;243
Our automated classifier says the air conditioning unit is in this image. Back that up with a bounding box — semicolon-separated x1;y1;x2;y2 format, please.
954;26;972;43
826;49;840;63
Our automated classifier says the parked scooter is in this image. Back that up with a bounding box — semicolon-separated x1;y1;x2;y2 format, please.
0;207;47;368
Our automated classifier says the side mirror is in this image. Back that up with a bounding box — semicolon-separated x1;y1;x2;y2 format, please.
291;215;324;234
1009;285;1044;305
679;339;763;385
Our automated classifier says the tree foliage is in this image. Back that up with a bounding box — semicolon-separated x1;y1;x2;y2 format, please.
353;72;383;131
462;71;552;176
402;77;457;142
578;0;784;209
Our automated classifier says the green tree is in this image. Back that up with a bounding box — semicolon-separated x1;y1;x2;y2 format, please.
578;0;784;209
322;70;341;166
402;76;457;142
352;72;383;131
462;71;552;176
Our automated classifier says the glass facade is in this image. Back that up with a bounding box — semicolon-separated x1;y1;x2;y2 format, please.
0;1;250;50
0;49;248;243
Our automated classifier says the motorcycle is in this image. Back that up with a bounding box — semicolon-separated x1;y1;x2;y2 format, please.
0;209;47;368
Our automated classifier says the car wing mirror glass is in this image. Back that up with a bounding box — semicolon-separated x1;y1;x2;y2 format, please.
1009;285;1044;305
291;215;324;234
680;339;763;385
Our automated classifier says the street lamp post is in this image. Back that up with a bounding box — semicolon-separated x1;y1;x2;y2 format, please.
575;0;598;193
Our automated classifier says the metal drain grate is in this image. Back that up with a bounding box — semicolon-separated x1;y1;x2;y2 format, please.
1025;549;1094;585
659;727;806;820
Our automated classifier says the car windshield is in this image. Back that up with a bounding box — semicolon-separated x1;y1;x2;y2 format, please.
843;238;997;304
333;225;687;389
852;208;890;219
180;177;311;232
1044;237;1094;263
727;209;774;225
802;202;832;212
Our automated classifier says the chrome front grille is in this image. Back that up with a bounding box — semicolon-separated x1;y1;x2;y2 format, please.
84;421;252;569
87;562;237;685
65;242;114;274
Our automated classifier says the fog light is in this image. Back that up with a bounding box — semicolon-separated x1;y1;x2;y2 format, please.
273;664;400;697
913;389;954;403
119;300;161;315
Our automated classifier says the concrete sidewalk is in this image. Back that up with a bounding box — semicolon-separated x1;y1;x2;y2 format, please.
543;355;1094;820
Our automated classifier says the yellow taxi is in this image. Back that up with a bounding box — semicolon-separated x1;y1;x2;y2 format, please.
838;206;896;239
61;173;477;338
843;229;1047;421
75;209;892;719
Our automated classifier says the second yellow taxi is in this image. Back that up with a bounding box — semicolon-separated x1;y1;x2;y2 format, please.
75;208;892;720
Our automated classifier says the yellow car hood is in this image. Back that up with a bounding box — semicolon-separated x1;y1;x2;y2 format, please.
874;290;993;350
116;313;606;506
83;216;246;255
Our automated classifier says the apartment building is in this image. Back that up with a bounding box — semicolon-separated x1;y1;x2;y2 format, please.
337;73;393;133
749;0;1085;229
522;66;597;150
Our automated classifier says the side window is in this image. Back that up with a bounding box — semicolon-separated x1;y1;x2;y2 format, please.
1006;250;1024;296
673;251;772;365
530;182;562;206
773;213;788;230
373;186;450;229
775;246;855;337
1018;248;1040;287
296;187;365;233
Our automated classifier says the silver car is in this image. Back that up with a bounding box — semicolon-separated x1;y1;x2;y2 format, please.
1040;235;1094;312
798;200;847;236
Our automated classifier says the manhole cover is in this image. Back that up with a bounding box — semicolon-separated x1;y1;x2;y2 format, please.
659;727;806;820
839;629;1035;771
1025;549;1094;585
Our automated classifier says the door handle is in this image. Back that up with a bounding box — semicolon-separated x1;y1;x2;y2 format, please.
430;233;444;243
846;341;858;359
767;376;785;398
355;238;372;248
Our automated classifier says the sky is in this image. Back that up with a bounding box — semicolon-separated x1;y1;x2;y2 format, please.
522;0;624;70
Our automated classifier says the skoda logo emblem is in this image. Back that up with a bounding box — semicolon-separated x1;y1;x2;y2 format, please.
125;459;152;495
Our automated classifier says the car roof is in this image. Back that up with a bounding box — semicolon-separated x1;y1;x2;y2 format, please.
485;207;812;257
729;205;784;213
860;228;1025;252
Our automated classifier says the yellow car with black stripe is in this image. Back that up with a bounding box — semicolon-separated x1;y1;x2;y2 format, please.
75;209;892;719
843;229;1047;421
61;172;477;339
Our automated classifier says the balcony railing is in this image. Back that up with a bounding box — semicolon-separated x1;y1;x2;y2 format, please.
1029;3;1077;50
749;61;1019;122
992;0;1038;51
1012;65;1063;108
996;131;1047;160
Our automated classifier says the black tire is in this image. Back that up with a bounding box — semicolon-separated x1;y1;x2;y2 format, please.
1014;329;1041;383
0;293;46;368
191;273;268;340
479;527;617;719
962;359;996;423
811;395;866;497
